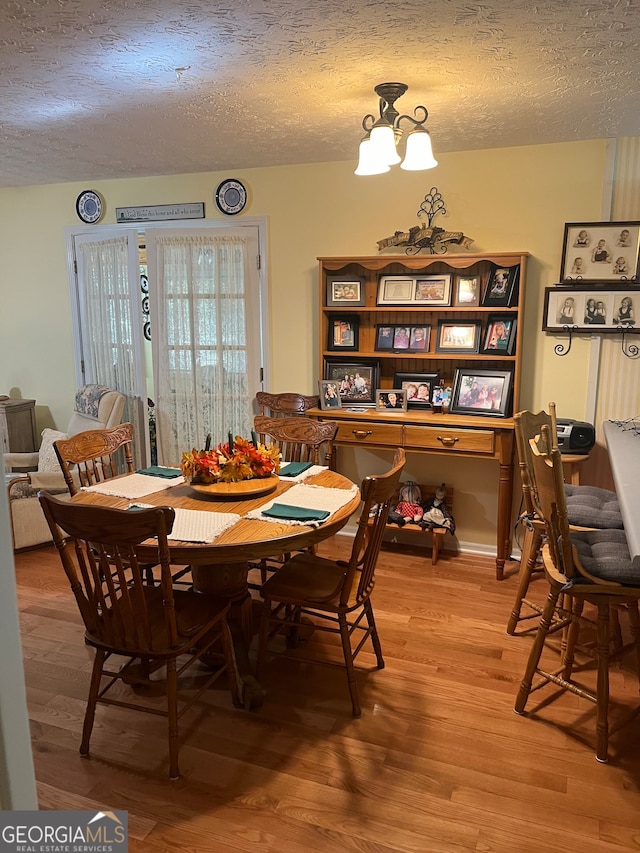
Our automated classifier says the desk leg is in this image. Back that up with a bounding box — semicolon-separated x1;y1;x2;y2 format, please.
496;461;515;581
191;562;264;710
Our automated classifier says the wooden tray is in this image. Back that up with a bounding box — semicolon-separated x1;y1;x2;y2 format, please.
190;474;279;500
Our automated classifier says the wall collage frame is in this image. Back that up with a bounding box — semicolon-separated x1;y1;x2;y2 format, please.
544;221;640;337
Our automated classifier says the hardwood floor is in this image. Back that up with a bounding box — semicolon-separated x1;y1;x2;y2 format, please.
14;538;640;852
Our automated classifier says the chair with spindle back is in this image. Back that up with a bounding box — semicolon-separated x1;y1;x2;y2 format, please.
255;391;320;417
508;404;623;635
54;423;135;495
257;449;406;717
39;492;240;780
514;425;640;763
250;415;339;584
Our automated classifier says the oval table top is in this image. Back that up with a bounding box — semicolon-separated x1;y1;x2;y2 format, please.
71;468;361;565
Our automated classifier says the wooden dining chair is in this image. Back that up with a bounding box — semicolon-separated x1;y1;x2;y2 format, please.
54;422;135;495
257;448;406;716
514;425;640;763
254;415;338;467
251;415;339;584
507;405;623;635
255;391;319;417
39;491;240;780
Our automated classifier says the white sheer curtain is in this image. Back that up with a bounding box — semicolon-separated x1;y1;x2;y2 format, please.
75;233;146;467
148;230;261;466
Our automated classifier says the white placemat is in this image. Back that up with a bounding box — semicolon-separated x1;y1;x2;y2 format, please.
278;464;327;482
168;508;240;543
81;472;185;499
245;482;360;526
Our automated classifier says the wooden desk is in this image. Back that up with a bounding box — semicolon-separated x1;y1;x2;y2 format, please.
308;406;515;580
71;469;361;708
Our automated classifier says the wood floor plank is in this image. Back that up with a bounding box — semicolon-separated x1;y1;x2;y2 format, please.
12;538;640;852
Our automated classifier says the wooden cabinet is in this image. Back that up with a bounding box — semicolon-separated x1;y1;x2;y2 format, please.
0;398;37;454
312;253;529;580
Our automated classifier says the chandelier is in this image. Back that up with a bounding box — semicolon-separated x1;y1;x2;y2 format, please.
355;82;437;176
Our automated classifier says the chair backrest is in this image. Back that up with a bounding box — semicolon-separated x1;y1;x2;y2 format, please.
67;385;126;436
255;391;320;417
514;403;558;517
39;492;178;653
54;423;135;496
528;424;575;580
341;448;406;606
254;415;338;466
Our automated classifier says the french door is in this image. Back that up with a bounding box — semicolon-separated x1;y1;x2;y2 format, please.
68;222;267;467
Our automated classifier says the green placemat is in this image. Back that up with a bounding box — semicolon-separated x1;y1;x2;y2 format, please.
262;502;330;522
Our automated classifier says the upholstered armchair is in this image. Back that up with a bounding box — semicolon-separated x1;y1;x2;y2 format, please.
5;385;125;550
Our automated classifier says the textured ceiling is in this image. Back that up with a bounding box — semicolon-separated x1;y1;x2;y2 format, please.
1;0;639;187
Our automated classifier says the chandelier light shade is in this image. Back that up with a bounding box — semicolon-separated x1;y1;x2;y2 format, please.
355;82;437;176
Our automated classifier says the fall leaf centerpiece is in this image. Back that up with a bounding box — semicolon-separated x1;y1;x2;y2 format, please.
181;431;280;485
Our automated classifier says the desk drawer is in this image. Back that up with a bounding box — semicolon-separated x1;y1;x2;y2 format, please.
336;421;403;446
404;425;495;454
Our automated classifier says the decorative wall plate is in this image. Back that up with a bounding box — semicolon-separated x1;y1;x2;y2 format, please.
75;189;104;223
215;179;247;215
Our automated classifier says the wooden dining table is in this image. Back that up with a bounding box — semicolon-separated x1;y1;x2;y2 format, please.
70;468;361;709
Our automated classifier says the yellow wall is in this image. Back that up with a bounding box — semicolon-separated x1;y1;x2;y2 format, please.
0;138;608;549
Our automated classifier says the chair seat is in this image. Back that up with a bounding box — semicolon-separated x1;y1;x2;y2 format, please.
565;484;623;529
261;553;347;606
88;587;230;656
570;529;640;586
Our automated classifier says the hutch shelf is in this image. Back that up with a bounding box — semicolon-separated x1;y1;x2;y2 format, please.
310;252;529;580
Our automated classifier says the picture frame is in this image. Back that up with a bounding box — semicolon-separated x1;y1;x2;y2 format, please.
376;276;414;305
413;274;452;307
453;274;481;307
394;371;440;410
542;285;640;332
482;314;517;355
326;275;366;307
327;314;359;351
435;320;482;354
377;274;452;306
481;265;519;307
450;369;513;418
317;379;343;410
323;357;380;406
559;221;640;283
375;389;408;413
374;325;395;350
374;325;431;352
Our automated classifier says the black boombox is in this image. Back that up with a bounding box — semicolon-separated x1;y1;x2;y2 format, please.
556;418;596;454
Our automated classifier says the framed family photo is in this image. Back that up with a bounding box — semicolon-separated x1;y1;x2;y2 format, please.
482;315;517;354
450;369;513;418
481;265;519;307
559;221;640;282
375;324;431;352
377;274;452;306
393;371;440;410
323;357;380;406
327;315;359;351
318;380;342;410
435;320;482;354
542;285;640;332
326;275;366;307
375;389;408;413
453;274;481;307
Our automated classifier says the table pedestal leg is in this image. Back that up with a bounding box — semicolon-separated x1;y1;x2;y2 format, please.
191;562;264;710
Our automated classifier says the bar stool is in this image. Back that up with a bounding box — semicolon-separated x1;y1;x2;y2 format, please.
507;406;623;635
